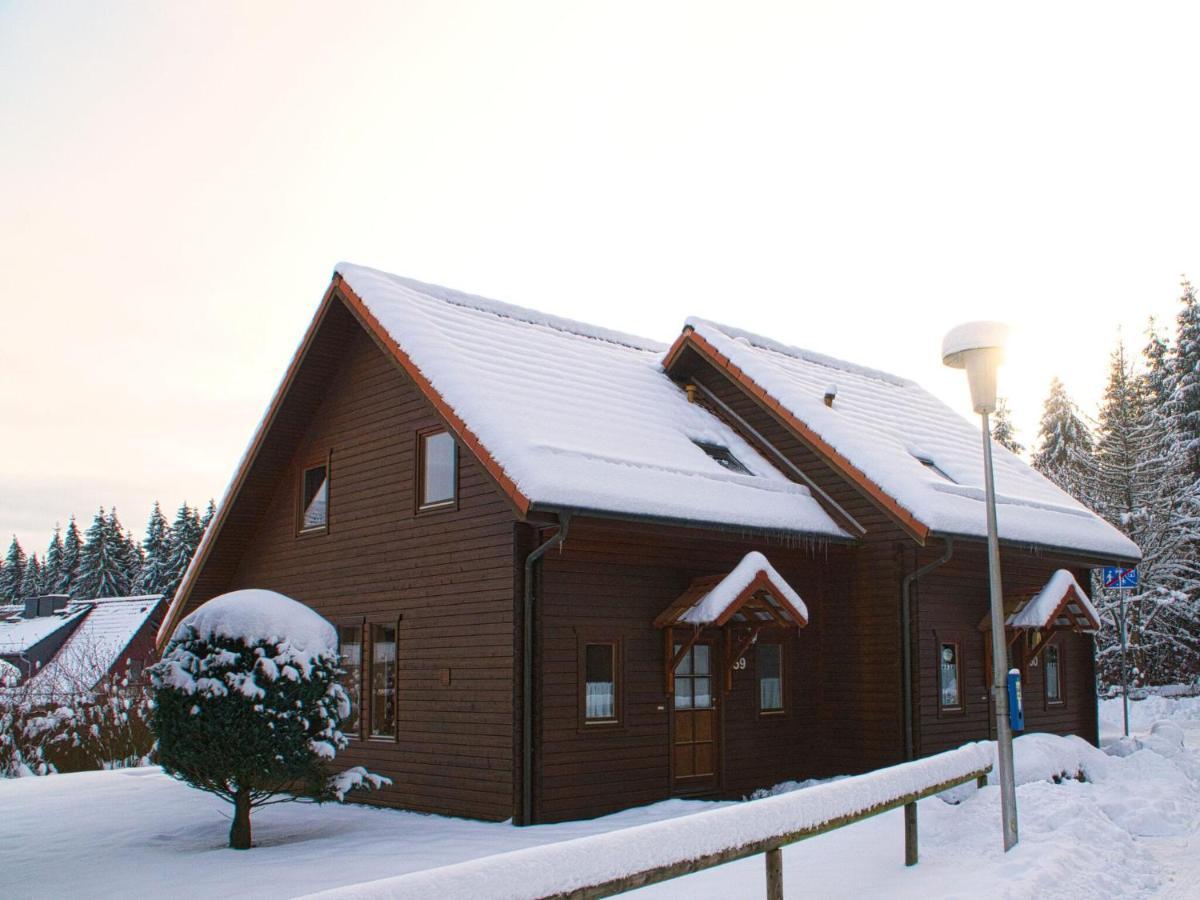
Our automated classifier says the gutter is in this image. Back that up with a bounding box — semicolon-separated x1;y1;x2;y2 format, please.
900;537;954;761
521;512;571;826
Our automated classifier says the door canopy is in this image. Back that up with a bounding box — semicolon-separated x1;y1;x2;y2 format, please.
654;551;809;630
1006;569;1101;633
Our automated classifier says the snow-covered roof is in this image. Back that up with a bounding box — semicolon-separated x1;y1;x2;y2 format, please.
27;595;163;694
336;264;850;539
0;604;90;655
655;551;809;628
681;319;1140;561
1007;569;1101;632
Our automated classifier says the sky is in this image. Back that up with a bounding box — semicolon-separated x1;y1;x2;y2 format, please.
2;1;1199;555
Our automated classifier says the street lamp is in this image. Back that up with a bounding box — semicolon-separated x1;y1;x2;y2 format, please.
942;321;1019;852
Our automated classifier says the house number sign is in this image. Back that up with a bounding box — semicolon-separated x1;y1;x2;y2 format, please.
733;657;747;670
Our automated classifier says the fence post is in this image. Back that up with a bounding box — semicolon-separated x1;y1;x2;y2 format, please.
904;802;918;866
765;847;783;900
977;774;988;789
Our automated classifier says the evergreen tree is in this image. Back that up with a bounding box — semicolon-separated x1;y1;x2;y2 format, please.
109;508;142;591
990;397;1024;455
24;553;44;598
1093;341;1149;527
1090;330;1200;687
76;508;131;599
0;537;27;601
58;516;84;598
137;502;171;596
1032;377;1096;506
161;503;204;601
1168;277;1200;479
201;499;216;531
43;525;65;597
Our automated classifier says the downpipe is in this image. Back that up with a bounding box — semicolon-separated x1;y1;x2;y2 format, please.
900;538;954;760
521;513;571;826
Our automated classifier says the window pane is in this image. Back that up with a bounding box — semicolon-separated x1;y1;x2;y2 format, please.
585;644;615;720
674;643;691;676
338;625;362;734
302;465;328;530
1046;647;1061;702
422;432;457;506
674;677;693;709
693;644;710;675
940;643;960;708
758;644;783;711
371;624;397;737
693;677;712;709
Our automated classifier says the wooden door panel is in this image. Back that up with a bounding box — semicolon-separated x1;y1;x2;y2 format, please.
671;642;719;792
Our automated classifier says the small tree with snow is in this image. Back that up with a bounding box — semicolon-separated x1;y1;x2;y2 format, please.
148;590;385;849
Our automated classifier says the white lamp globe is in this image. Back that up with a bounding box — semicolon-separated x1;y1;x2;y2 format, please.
942;321;1010;415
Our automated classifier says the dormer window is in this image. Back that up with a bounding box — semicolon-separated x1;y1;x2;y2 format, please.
694;441;752;475
914;455;955;483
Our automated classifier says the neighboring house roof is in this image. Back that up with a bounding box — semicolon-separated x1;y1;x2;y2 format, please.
336;264;849;539
4;596;163;694
0;604;90;655
668;319;1140;562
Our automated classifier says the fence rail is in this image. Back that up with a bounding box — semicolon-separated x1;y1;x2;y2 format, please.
553;762;992;899
302;744;994;900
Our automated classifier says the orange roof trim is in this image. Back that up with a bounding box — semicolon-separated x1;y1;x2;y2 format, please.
663;329;930;544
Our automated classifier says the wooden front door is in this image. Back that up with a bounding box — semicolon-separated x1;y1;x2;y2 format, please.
672;641;718;793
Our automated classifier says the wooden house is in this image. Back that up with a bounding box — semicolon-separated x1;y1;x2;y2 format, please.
157;264;1139;824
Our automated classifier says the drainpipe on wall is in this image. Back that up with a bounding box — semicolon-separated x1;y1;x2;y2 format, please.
900;537;954;761
521;512;571;826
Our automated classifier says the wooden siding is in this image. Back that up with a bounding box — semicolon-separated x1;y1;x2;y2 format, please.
667;349;913;773
190;308;519;820
535;517;836;823
911;542;1099;756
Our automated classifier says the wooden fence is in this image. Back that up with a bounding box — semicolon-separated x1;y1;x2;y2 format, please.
302;744;994;900
552;761;992;899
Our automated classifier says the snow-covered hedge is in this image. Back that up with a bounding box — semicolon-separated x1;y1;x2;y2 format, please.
299;743;993;900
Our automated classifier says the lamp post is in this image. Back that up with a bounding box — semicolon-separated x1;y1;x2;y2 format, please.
942;321;1019;852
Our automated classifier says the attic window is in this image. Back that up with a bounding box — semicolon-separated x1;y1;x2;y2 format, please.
694;441;752;475
914;455;955;483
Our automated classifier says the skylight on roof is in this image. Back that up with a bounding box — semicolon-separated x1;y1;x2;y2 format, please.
694;441;753;475
914;455;956;483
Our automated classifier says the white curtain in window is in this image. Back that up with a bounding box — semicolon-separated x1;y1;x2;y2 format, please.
760;677;782;711
586;681;614;719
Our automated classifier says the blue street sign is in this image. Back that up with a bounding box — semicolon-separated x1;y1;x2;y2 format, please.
1102;566;1138;590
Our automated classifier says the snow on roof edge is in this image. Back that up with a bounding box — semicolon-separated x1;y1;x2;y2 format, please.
337;263;667;353
685;317;915;387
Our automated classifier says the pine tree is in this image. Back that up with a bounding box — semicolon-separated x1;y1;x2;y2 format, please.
990;397;1024;455
1032;377;1096;506
1090;329;1200;687
201;499;216;531
1093;341;1149;527
44;525;65;597
0;537;27;601
137;502;171;596
109;508;142;592
76;508;131;599
1168;277;1200;479
161;503;204;601
24;553;44;598
59;516;84;598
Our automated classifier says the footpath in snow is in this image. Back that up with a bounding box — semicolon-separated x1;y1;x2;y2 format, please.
1;695;1198;899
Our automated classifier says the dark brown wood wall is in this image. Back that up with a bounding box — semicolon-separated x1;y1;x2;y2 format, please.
912;542;1099;756
200;312;519;820
672;352;914;772
536;517;836;823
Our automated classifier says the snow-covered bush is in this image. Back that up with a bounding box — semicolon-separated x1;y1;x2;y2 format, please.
148;589;386;849
0;647;154;777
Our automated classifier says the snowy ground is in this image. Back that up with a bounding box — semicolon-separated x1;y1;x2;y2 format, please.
1;696;1197;899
